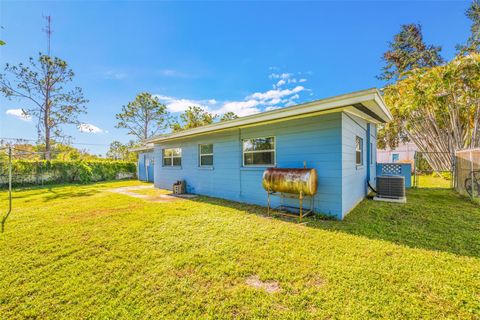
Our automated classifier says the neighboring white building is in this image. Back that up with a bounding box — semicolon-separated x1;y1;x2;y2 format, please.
377;141;418;163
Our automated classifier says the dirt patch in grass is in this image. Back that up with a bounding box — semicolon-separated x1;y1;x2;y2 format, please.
108;185;197;203
245;275;280;293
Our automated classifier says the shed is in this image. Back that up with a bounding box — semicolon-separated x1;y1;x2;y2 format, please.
147;88;392;219
130;144;155;182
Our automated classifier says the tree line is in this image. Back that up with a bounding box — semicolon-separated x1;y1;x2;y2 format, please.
111;93;239;159
1;1;478;167
0;43;238;162
378;0;479;172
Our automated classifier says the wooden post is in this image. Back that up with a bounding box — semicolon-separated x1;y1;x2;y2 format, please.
267;191;270;215
470;150;474;200
2;146;12;233
413;151;417;188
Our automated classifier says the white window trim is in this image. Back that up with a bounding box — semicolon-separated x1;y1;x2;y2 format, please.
199;144;214;167
355;136;363;166
163;148;182;167
242;136;276;167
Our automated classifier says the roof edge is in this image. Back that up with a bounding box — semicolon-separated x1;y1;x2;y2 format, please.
147;88;391;144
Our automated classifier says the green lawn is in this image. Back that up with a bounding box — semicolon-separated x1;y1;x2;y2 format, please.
0;181;479;319
415;174;452;188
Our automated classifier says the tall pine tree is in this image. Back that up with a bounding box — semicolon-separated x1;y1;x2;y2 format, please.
379;24;444;82
457;0;480;54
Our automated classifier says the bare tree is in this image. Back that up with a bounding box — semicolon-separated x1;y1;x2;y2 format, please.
0;53;88;159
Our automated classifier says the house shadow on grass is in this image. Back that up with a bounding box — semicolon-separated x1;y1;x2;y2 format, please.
42;187;96;202
190;188;480;259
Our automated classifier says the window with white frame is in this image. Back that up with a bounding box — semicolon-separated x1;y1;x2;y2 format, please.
163;148;182;166
356;136;363;166
199;144;213;167
242;137;275;166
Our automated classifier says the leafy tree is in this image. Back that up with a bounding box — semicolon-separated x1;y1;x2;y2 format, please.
379;24;444;82
220;112;239;121
0;26;5;45
457;0;480;55
171;106;217;132
107;140;137;161
0;53;88;160
115;92;168;141
380;53;480;172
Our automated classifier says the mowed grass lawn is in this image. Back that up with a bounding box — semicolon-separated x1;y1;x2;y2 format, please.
0;181;479;319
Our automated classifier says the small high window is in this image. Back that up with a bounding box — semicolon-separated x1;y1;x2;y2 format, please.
243;137;275;166
392;153;399;163
199;144;213;167
355;136;363;166
163;148;182;167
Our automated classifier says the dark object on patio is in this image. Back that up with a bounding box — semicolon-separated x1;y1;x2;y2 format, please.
173;180;186;194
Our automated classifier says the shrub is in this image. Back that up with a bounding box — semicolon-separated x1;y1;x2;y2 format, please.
0;160;137;187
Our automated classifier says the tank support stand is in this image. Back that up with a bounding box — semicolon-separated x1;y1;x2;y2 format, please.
266;191;314;222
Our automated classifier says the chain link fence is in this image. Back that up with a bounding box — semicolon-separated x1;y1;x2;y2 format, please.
413;151;454;189
0;147;136;188
455;149;480;201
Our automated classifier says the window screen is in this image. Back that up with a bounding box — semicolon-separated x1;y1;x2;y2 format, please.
163;148;182;166
356;137;363;166
242;137;275;166
199;144;213;167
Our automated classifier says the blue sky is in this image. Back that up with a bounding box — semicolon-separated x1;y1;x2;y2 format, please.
0;1;472;155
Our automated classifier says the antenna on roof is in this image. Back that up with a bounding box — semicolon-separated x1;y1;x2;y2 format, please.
42;15;52;56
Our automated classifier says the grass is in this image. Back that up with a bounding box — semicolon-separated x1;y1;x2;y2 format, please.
0;181;479;319
415;174;452;188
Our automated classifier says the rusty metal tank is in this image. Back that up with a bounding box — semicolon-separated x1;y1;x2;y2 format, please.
262;168;318;196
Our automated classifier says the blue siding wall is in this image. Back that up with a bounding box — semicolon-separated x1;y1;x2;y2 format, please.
154;113;344;218
341;113;377;218
137;151;154;182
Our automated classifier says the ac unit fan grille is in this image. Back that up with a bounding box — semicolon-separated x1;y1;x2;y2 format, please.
377;176;405;199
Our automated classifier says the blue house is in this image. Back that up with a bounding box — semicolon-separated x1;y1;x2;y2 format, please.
148;89;392;219
131;144;155;182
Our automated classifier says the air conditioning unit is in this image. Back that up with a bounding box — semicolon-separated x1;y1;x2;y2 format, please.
374;176;406;203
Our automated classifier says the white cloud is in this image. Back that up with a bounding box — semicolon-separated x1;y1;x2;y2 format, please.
154;94;214;113
284;93;300;107
218;99;260;117
269;72;293;80
152;70;310;119
249;86;304;103
299;78;307;83
6;108;31;121
78;123;104;134
265;106;281;111
159;69;192;78
103;70;127;80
